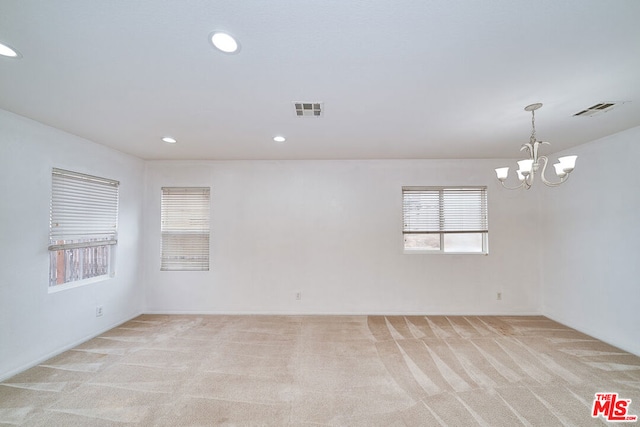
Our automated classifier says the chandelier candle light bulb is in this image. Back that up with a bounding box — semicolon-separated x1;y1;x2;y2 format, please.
495;103;577;190
558;155;577;172
517;159;534;175
495;167;509;180
553;163;566;178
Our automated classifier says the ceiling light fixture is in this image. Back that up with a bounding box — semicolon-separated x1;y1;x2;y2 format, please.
273;136;286;143
162;136;177;144
0;41;21;58
495;103;577;190
210;32;239;53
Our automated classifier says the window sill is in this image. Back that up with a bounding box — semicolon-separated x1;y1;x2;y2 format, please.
403;249;488;255
48;274;112;293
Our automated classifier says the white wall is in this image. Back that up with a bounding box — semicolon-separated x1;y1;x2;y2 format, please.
5;104;636;379
0;110;145;380
144;159;540;315
540;126;640;356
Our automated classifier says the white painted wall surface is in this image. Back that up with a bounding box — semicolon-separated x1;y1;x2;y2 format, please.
144;159;540;315
0;110;145;380
2;104;637;377
540;126;640;356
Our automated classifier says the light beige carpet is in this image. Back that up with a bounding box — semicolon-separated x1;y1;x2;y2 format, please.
1;315;639;426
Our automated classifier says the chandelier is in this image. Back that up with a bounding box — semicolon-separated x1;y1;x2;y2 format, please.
495;103;577;189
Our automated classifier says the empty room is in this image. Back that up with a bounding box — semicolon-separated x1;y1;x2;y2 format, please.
1;0;639;425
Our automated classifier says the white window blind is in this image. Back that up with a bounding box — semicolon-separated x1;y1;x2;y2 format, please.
402;187;488;234
49;168;119;287
49;168;119;248
161;187;210;271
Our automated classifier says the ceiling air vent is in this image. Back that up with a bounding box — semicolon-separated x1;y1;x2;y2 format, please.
293;102;323;117
573;102;616;117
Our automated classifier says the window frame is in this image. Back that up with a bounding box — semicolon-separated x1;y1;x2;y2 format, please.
402;186;488;255
48;168;119;291
160;187;211;272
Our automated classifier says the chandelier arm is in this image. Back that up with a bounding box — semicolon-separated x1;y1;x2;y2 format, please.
538;156;568;187
499;179;527;190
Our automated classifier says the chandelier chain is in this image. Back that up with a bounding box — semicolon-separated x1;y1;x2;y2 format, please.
530;109;536;143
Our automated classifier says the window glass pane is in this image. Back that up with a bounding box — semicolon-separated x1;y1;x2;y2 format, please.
49;168;118;288
49;239;112;286
404;234;440;251
443;233;484;253
161;187;210;271
402;186;488;255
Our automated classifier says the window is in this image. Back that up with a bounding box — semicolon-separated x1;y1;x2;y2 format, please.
49;168;119;288
161;187;210;271
402;186;488;254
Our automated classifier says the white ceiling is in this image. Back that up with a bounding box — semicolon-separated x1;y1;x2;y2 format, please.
1;0;639;160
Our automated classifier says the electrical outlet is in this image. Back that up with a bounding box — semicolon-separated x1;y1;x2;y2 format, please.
96;306;103;317
295;291;301;301
496;292;502;301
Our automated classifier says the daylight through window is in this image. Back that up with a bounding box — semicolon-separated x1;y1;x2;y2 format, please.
161;187;211;271
49;168;119;288
402;187;488;253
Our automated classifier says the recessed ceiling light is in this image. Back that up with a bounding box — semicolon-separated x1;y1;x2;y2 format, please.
210;32;239;53
162;136;177;144
0;41;21;58
273;136;286;143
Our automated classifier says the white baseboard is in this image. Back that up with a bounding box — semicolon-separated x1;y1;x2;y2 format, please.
143;310;543;316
